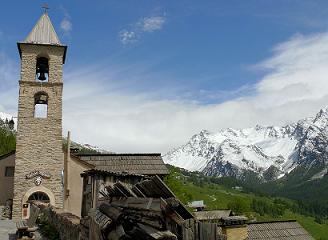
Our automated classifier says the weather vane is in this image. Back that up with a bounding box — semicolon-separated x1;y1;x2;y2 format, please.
42;3;49;13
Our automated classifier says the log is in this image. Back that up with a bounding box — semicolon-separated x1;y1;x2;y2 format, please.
95;209;112;230
99;203;122;222
106;224;128;240
124;214;164;230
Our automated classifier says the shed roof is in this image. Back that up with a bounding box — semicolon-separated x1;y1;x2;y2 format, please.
76;153;169;176
0;150;15;161
247;220;314;239
194;210;233;221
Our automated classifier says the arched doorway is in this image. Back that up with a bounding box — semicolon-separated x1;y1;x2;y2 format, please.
27;191;50;203
22;186;56;206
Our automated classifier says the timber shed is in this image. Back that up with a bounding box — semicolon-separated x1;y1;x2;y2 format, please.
80;169;145;217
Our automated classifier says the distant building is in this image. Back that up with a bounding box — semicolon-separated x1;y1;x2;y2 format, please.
194;209;233;222
189;200;206;211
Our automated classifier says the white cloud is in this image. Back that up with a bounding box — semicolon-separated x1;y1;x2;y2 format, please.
0;53;18;115
2;30;328;154
141;16;165;32
59;6;72;35
63;31;328;153
119;30;137;44
60;18;72;34
119;14;166;44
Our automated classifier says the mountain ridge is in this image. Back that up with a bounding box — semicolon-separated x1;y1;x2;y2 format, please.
163;107;328;182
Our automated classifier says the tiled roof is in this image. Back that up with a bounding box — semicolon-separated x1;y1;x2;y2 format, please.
247;220;314;239
76;153;169;176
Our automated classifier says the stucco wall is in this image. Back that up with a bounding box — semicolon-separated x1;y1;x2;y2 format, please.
0;153;15;205
64;154;91;217
223;226;248;240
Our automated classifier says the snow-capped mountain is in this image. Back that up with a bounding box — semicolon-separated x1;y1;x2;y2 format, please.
164;107;328;180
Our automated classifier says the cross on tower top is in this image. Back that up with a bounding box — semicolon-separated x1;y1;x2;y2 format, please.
42;3;49;13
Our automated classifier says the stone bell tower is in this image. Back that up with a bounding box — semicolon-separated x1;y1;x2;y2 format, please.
12;12;67;219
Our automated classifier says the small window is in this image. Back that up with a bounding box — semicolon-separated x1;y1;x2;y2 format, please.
28;191;50;203
34;92;48;118
34;104;48;118
5;167;14;177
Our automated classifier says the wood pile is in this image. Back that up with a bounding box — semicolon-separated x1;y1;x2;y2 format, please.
92;176;194;240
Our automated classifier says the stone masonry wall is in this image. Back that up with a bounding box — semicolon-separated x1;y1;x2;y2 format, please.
12;44;66;220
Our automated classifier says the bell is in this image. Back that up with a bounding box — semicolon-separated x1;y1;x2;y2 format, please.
36;57;49;81
38;71;46;81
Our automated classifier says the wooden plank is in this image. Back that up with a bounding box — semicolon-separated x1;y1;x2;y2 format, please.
131;185;146;197
137;223;177;240
16;220;28;230
182;219;195;240
135;182;154;197
151;175;176;198
114;181;137;197
113;185;129;197
139;180;164;198
160;198;185;225
198;222;217;240
195;220;199;240
105;185;115;196
111;197;162;212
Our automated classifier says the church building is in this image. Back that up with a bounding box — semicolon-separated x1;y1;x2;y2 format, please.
0;12;168;220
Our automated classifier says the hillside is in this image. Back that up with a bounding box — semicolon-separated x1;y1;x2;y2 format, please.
164;165;328;240
0;118;16;156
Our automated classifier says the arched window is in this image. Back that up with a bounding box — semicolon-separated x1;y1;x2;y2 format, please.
28;191;50;203
36;57;49;82
34;92;48;118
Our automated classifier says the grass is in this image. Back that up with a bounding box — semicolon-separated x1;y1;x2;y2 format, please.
164;168;328;239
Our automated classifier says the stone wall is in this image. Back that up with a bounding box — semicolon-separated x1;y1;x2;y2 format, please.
37;203;81;240
12;43;66;219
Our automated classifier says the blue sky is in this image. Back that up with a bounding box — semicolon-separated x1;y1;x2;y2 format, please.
1;1;328;152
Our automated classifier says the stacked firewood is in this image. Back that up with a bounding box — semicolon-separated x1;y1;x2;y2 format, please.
93;176;194;240
97;198;180;239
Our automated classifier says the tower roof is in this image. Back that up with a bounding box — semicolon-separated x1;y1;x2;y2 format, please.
23;12;62;45
18;12;67;63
